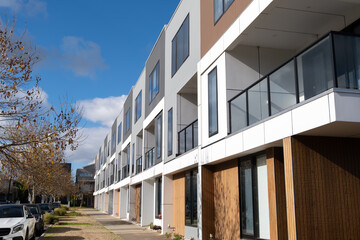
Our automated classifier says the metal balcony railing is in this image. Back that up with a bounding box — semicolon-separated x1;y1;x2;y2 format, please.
136;156;142;174
145;148;155;170
229;31;360;133
121;165;129;180
178;120;198;156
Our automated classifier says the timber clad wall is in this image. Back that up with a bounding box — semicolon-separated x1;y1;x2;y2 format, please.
284;136;360;240
117;190;121;217
105;193;109;213
202;160;240;240
266;148;288;240
173;173;185;235
200;0;252;56
135;185;141;223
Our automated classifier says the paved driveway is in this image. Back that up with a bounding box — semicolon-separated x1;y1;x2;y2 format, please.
83;209;167;240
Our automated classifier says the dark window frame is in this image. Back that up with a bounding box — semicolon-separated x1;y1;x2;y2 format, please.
135;91;142;123
214;0;235;25
125;108;131;134
238;151;266;239
149;62;160;104
185;169;198;227
208;67;219;137
117;122;122;144
167;108;173;156
171;14;190;77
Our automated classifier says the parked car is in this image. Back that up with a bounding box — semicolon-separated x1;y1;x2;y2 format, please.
0;204;36;240
25;204;44;235
39;203;53;214
51;202;61;210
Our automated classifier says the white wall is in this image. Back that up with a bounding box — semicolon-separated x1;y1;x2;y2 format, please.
141;179;154;226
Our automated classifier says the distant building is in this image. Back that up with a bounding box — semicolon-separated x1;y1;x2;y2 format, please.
75;163;95;207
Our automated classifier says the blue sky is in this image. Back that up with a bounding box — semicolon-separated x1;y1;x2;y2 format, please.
0;0;180;173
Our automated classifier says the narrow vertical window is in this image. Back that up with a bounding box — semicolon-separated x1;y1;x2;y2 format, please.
127;145;130;175
185;169;197;226
135;91;142;123
171;15;190;76
156;115;162;159
125;108;130;133
117;122;122;144
155;177;162;218
208;67;218;136
168;108;173;156
149;62;159;103
132;144;135;174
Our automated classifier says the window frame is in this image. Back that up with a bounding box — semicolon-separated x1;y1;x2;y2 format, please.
185;169;198;227
149;62;160;104
135;91;142;123
171;14;190;77
167;108;173;156
238;152;268;239
208;67;219;137
125;108;130;134
156;114;162;159
214;0;235;24
117;122;122;144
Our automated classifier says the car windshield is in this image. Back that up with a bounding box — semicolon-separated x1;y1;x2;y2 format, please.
0;206;24;218
28;206;39;214
40;205;49;210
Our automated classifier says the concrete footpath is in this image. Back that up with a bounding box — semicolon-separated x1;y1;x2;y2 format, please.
84;209;167;240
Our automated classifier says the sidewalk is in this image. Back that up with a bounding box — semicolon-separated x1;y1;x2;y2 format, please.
83;209;167;240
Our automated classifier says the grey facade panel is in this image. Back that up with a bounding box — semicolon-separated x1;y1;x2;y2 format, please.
145;30;166;118
123;89;133;141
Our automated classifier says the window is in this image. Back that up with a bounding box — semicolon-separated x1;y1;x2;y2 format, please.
155;177;162;218
156;115;162;159
149;62;159;103
111;129;116;154
185;170;197;226
127;144;130;175
172;15;189;76
239;154;270;239
208;67;218;136
117;122;122;144
214;0;234;24
168;108;173;156
135;91;142;123
132;143;135;174
125;108;130;133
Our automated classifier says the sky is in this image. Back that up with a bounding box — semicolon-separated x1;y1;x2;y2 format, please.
0;0;180;174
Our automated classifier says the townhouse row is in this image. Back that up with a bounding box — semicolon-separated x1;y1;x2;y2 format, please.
93;0;360;239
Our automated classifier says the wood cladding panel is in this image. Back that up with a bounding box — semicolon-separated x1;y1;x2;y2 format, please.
286;136;360;240
213;160;240;240
105;193;109;213
283;137;297;240
201;166;215;240
201;0;252;57
266;147;288;240
135;185;141;223
173;172;185;235
117;190;121;217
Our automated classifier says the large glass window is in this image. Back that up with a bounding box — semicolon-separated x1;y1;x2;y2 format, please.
214;0;234;24
125;108;130;134
208;67;218;136
172;15;189;76
155;177;162;218
239;154;270;239
185;170;197;226
117;122;122;144
168;108;173;156
156;115;162;159
149;62;159;103
135;91;142;123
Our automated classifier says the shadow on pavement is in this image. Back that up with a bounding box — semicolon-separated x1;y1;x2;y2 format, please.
47;227;81;234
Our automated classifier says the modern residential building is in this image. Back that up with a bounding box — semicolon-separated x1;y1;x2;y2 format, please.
75;163;95;207
93;0;360;239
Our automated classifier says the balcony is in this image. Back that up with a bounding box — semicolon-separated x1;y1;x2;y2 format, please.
145;147;155;170
178;120;198;156
229;32;360;134
136;156;142;174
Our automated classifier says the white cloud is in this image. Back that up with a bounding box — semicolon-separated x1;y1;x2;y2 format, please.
37;36;108;78
65;126;108;164
0;0;47;17
77;95;127;127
